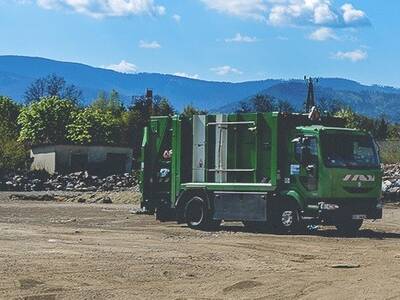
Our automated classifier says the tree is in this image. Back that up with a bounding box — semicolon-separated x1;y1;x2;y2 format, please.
0;138;28;174
152;96;175;116
277;100;295;113
236;94;277;113
375;116;389;140
319;98;346;114
91;91;108;111
25;74;82;104
182;105;208;117
0;96;21;139
18;96;77;145
251;94;275;112
91;89;125;116
125;94;175;154
67;108;121;145
0;97;27;174
236;101;252;113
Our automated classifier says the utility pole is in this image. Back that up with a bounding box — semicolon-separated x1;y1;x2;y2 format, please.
304;76;317;113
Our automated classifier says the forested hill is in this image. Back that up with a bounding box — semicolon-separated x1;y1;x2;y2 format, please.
0;55;399;120
218;81;400;122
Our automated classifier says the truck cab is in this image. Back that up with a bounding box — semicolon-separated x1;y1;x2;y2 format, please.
286;126;382;232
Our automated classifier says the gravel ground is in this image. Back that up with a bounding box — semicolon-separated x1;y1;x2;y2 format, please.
0;194;400;299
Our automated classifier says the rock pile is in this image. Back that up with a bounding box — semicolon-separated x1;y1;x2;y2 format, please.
0;171;139;192
382;164;400;200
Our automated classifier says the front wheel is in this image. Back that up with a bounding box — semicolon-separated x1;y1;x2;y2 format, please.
335;219;363;235
271;201;302;234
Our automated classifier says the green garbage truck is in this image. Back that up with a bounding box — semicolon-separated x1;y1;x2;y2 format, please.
140;111;383;234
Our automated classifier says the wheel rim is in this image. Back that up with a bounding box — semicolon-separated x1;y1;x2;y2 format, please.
187;200;204;226
281;210;294;227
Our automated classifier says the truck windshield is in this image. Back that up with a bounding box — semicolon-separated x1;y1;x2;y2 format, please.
321;133;380;168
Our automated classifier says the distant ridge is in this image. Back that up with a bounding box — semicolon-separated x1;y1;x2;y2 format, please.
0;55;399;121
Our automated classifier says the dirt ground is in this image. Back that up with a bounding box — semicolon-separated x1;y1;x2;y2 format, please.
0;193;400;300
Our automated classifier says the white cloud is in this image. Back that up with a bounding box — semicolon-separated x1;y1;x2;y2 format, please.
309;27;337;41
35;0;166;18
268;0;369;27
332;49;367;62
201;0;369;28
104;60;137;73
341;3;369;25
172;14;181;22
139;40;161;49
173;72;199;79
225;33;258;43
201;0;268;20
277;36;289;41
211;65;243;76
269;0;339;26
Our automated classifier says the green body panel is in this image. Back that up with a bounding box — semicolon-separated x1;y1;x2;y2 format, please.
140;112;382;220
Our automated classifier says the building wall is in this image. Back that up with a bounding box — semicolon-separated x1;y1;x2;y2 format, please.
30;146;57;174
30;145;133;174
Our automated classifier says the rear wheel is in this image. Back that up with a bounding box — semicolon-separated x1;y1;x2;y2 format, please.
335;219;363;235
184;196;220;230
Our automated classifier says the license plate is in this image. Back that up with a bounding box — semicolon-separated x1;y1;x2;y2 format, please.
352;214;367;220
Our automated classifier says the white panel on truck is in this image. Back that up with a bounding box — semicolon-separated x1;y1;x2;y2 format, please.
215;114;228;183
192;115;206;182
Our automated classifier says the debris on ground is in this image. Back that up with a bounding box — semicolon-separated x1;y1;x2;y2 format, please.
0;171;139;193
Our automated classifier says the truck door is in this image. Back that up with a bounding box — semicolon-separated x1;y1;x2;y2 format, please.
292;136;318;191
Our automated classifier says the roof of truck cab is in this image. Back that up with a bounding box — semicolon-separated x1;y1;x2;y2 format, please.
297;125;366;134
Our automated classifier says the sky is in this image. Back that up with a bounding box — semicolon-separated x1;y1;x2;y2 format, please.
0;0;399;87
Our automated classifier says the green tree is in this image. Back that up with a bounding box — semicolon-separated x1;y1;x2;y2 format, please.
182;105;208;117
18;96;77;145
91;89;125;116
318;98;346;114
335;108;359;129
91;91;108;110
251;94;275;112
0;96;21;139
0;139;28;174
0;97;27;174
375;116;389;140
276;100;295;113
67;108;121;145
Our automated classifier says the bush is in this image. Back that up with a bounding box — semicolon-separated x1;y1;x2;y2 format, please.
0;138;28;174
378;140;400;164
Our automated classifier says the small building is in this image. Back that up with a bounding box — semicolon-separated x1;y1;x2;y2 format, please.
30;145;133;175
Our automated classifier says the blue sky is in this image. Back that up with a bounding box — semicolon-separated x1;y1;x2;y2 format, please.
0;0;399;87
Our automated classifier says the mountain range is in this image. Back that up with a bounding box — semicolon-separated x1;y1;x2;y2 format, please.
0;55;399;121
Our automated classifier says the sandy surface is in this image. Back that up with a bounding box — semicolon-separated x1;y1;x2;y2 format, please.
0;194;400;300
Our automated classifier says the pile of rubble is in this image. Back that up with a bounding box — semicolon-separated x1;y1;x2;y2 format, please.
382;164;400;200
0;171;139;192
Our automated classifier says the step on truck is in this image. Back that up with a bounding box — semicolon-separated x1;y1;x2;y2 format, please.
140;111;383;234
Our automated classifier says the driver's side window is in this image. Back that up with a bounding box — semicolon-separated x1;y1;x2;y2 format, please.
294;137;318;163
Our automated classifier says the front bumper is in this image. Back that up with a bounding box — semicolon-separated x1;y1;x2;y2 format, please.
305;198;383;224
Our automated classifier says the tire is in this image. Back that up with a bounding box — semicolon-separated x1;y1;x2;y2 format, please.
335;219;363;235
184;196;218;230
271;201;301;234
